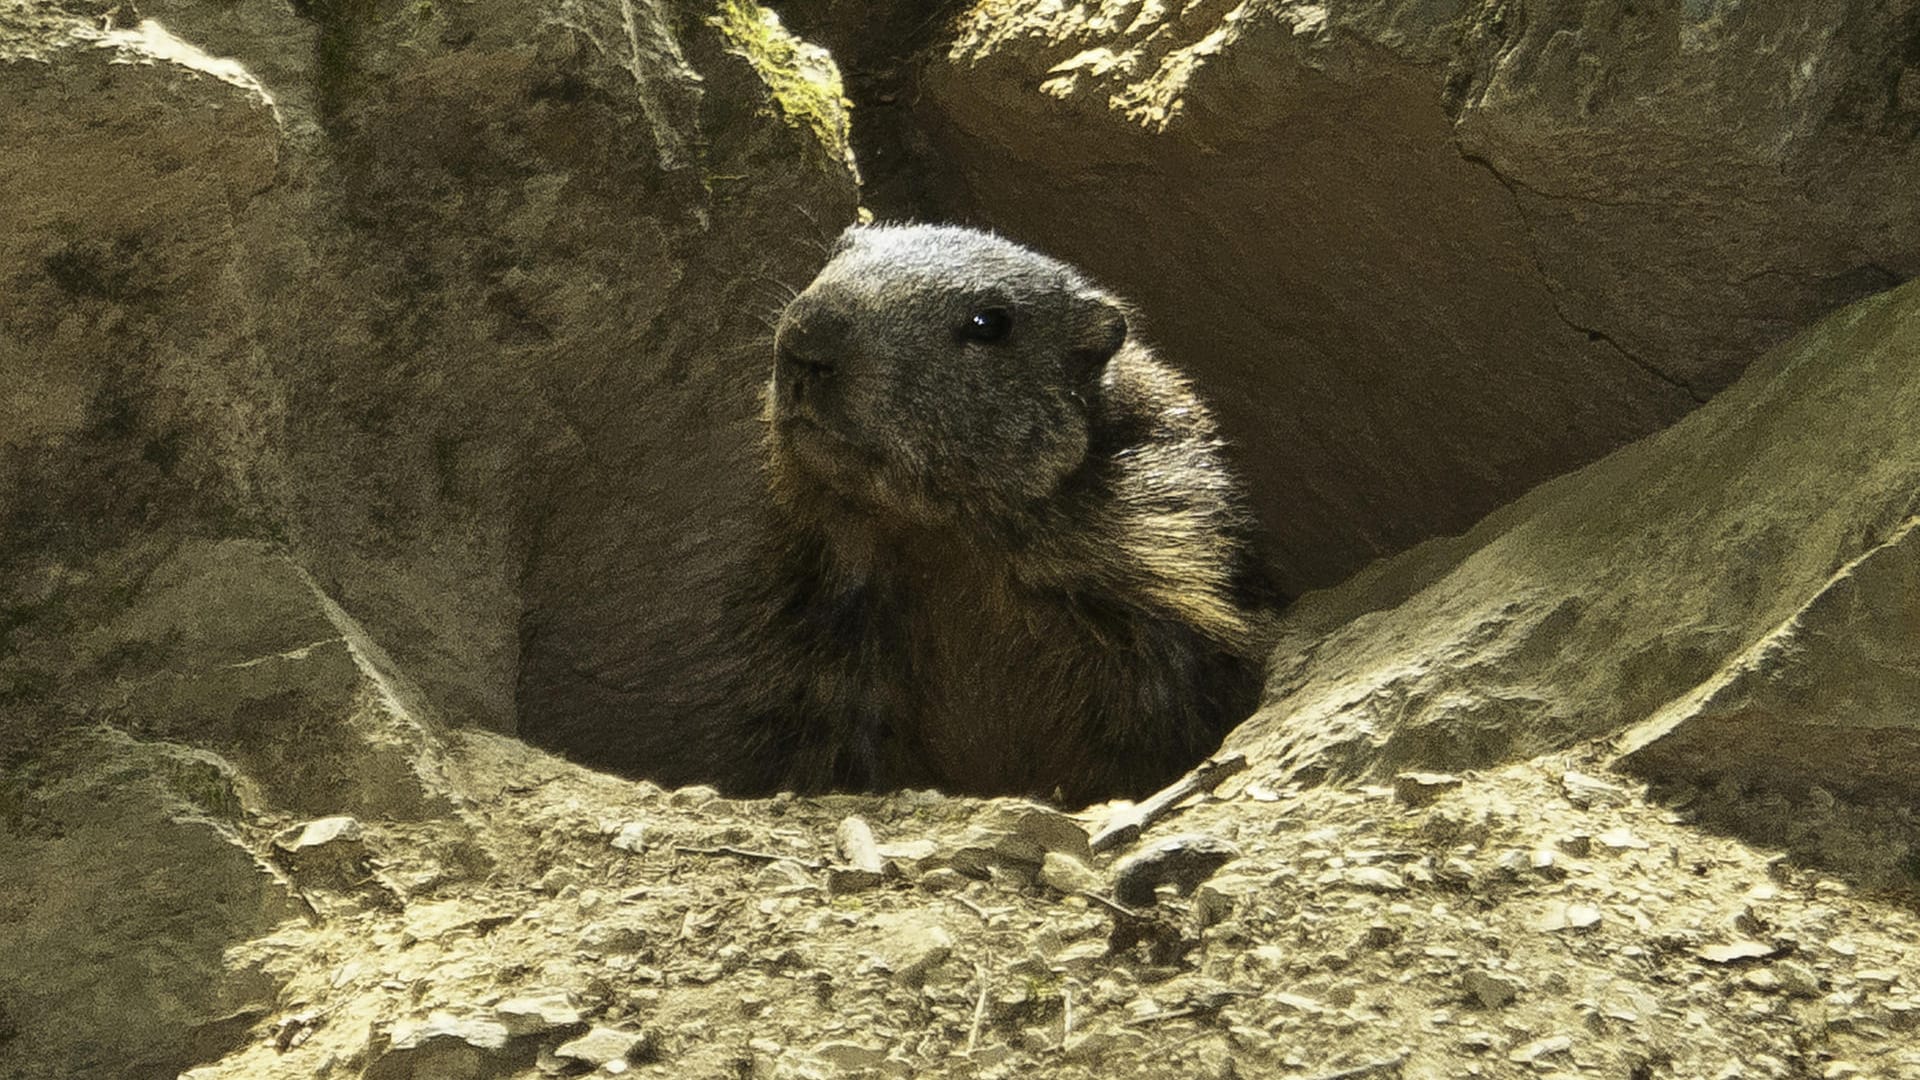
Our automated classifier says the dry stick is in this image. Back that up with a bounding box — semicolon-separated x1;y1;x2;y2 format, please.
1090;752;1250;854
1297;1055;1409;1080
1123;1006;1209;1028
1076;889;1146;920
951;894;992;923
671;845;826;870
966;962;990;1055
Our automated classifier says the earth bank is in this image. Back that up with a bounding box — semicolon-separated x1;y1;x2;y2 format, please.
3;2;1920;1078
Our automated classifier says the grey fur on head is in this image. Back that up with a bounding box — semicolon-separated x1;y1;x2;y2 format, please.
770;224;1131;527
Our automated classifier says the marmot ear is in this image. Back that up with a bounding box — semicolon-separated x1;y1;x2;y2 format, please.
1066;296;1128;387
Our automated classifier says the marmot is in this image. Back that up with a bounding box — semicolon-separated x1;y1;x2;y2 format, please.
723;224;1280;806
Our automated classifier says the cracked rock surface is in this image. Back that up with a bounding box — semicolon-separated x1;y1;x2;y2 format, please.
783;0;1920;593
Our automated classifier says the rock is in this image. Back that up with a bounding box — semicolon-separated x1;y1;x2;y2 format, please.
393;1016;511;1052
755;859;819;894
1;0;859;781
1535;903;1603;933
272;816;371;887
1342;867;1408;895
1361;923;1403;950
1459;1031;1501;1053
868;915;955;987
493;995;583;1038
1;0;858;1064
85;540;454;822
916;868;969;893
1193;874;1267;929
1062;1031;1117;1062
813;1041;887;1069
949;804;1093;876
1231;276;1920;886
826;865;886;895
1775;961;1824;999
1394;771;1464;807
1560;770;1632;810
1269;991;1328;1016
1037;852;1103;896
836;816;884;872
1622;508;1920;797
0;730;295;1078
1111;834;1242;907
1529;849;1565;880
1462;970;1523;1010
610;822;649;854
1743;970;1782;993
668;786;722;809
828;815;888;894
276;815;365;851
366;1015;516;1080
538;867;582;896
1509;1034;1574;1064
554;1026;649;1070
875;839;941;866
970;1043;1015;1067
1594;828;1649;852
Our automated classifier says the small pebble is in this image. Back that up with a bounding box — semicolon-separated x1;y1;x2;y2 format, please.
1394;771;1464;807
1509;1034;1573;1063
1112;833;1242;907
1038;851;1103;895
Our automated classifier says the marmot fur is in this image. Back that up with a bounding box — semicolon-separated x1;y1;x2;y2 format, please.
722;223;1280;805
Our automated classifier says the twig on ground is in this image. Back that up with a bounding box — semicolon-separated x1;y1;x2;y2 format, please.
966;962;989;1055
671;845;826;870
1297;1055;1409;1080
1091;752;1249;854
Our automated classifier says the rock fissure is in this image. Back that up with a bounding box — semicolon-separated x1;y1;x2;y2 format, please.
613;0;703;170
1457;149;1707;404
221;637;351;671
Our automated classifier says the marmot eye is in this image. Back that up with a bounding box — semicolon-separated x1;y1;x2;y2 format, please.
957;307;1012;343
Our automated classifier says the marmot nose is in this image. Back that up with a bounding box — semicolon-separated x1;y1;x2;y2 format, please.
779;343;835;381
774;302;853;403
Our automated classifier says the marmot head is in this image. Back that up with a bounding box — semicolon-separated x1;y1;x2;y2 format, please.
768;224;1130;528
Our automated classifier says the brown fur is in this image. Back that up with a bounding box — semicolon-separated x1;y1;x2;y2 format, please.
718;224;1281;806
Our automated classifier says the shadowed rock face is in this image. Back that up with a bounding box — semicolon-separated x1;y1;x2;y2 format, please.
1232;278;1920;883
780;0;1920;595
0;4;856;1075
